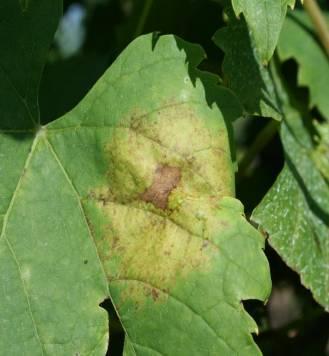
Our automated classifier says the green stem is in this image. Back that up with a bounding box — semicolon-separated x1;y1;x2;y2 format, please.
303;0;329;57
238;120;279;177
134;0;154;39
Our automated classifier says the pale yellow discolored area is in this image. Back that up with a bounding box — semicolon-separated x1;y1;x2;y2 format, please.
89;101;235;303
137;104;233;195
101;102;233;204
95;201;216;302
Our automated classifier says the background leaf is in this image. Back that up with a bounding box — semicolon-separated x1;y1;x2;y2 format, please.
0;0;62;230
312;121;329;180
214;9;281;120
231;0;296;63
0;1;61;130
277;10;329;119
252;66;329;311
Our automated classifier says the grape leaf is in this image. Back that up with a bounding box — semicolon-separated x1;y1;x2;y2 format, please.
231;0;296;63
312;121;329;181
1;2;271;355
278;10;329;119
0;1;61;130
214;7;281;120
0;2;109;355
0;0;62;229
252;71;329;310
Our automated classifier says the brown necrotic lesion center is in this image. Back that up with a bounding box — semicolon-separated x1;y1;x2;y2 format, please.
140;165;181;210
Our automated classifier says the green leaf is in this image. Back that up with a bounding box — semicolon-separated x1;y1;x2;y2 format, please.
214;9;281;120
1;3;271;355
0;1;61;130
252;71;329;310
45;34;271;355
312;121;329;181
231;0;296;63
0;2;109;354
0;0;62;228
278;11;329;119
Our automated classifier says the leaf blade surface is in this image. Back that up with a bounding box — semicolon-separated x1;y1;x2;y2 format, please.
0;3;272;354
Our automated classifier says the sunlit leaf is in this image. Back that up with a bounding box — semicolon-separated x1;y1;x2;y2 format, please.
0;3;272;354
46;33;271;355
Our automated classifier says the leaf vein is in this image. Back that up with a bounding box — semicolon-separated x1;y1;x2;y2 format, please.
111;278;235;353
0;133;45;354
104;201;265;292
44;137;139;355
0;61;36;127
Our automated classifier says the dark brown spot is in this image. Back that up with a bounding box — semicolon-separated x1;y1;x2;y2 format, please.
140;165;181;210
151;288;160;301
110;235;119;250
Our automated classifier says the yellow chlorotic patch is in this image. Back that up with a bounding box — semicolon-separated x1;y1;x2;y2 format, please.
89;101;234;303
96;201;215;303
